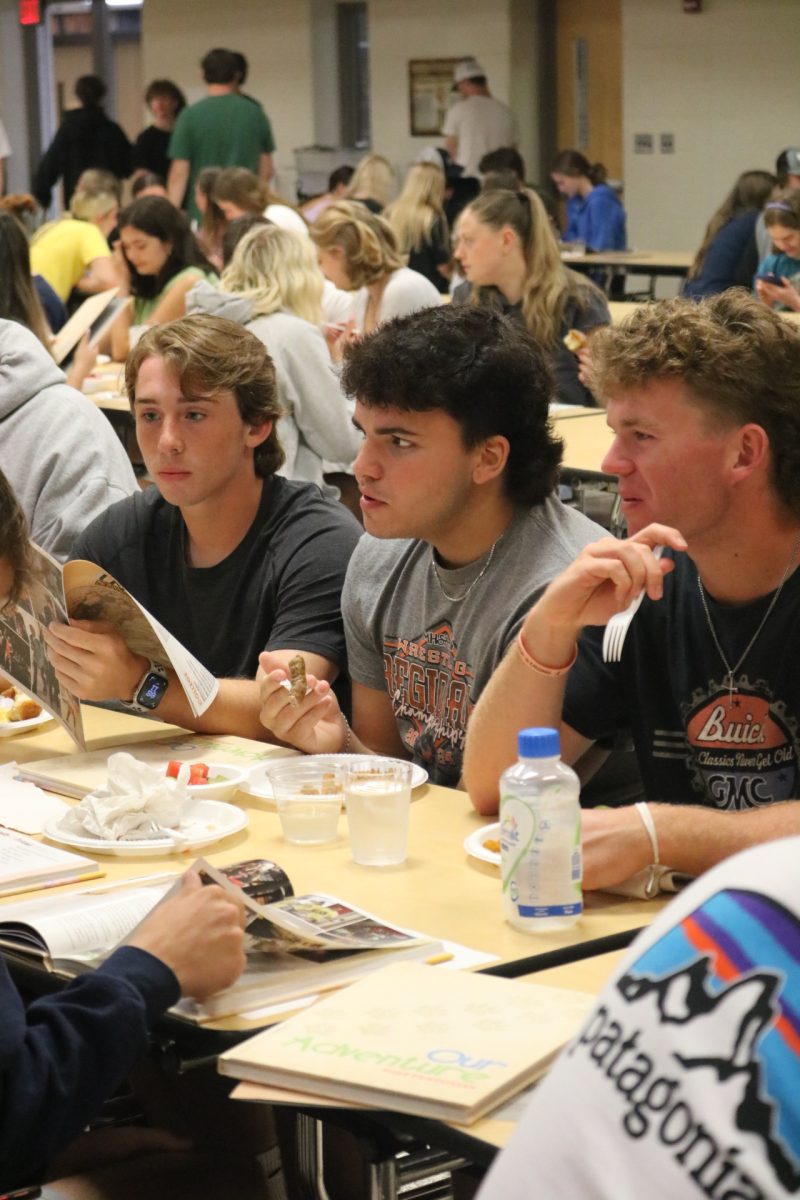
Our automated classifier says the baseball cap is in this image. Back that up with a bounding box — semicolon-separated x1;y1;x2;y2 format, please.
453;58;485;87
783;148;800;176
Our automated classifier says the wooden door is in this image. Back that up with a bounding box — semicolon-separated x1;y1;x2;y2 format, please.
554;0;622;181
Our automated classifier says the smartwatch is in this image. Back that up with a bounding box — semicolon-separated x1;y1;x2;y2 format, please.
124;660;169;714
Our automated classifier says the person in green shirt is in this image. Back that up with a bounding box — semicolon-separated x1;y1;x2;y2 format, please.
167;48;275;223
110;196;217;360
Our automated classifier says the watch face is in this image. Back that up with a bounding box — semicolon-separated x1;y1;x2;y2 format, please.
137;672;168;710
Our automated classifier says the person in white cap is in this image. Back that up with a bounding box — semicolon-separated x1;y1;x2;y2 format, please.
441;58;517;183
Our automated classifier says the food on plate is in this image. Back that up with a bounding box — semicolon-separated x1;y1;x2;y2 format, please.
288;654;308;706
563;328;587;354
164;761;225;786
0;686;43;723
483;836;501;854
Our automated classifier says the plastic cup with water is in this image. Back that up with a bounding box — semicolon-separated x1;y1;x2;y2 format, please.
344;759;412;866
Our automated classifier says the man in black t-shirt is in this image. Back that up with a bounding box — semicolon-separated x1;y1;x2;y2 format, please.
44;315;361;740
465;292;800;889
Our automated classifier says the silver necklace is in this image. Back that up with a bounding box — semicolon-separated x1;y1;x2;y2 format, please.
430;534;504;603
697;534;800;705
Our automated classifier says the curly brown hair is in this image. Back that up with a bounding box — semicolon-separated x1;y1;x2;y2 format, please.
341;304;562;507
125;315;284;478
589;292;800;519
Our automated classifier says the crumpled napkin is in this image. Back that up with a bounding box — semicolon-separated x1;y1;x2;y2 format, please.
61;752;191;842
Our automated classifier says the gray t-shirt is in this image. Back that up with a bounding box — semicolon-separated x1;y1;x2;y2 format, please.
343;497;603;786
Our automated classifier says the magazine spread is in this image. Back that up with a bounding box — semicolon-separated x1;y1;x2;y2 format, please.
0;857;441;1021
0;544;219;749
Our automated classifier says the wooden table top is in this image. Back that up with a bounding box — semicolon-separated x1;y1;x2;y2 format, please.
0;709;662;1010
552;409;614;476
563;249;693;273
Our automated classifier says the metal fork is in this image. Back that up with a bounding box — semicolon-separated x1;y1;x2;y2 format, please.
602;545;664;662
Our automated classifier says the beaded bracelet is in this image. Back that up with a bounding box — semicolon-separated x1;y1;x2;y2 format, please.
516;630;577;676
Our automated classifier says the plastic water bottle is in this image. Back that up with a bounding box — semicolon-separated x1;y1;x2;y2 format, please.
500;727;582;932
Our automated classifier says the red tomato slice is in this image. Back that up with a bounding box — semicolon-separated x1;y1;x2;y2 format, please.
188;763;209;785
166;761;181;778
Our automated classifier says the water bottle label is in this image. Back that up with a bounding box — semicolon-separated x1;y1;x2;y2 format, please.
516;902;583;919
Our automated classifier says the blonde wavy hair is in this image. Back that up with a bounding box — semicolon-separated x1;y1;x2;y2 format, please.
345;154;395;209
31;186;118;247
385;162;448;254
69;187;119;222
310;200;406;289
221;224;323;324
460;188;602;347
212;166;295;215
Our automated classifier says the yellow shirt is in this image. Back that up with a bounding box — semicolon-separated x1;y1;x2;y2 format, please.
30;218;111;302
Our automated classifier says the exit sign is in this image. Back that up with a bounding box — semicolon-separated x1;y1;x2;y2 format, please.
19;0;41;24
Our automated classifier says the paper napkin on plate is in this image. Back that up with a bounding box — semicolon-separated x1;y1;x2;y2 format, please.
61;752;189;841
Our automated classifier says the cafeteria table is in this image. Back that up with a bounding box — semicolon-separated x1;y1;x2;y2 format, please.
565;249;693;298
0;709;666;1197
552;409;614;479
0;707;663;1008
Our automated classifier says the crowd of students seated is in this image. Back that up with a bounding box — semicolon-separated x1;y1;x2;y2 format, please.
2;54;800;1199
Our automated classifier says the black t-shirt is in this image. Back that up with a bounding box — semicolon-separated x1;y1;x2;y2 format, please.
451;280;609;406
70;476;363;680
408;216;451;294
564;551;800;810
131;126;171;180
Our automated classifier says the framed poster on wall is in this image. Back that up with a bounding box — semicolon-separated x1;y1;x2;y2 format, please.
408;58;462;136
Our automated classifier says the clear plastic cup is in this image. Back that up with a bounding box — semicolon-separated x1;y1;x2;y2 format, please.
268;762;343;846
344;759;412;866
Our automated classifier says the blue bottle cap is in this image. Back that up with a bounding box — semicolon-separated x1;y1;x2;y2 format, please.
518;727;560;758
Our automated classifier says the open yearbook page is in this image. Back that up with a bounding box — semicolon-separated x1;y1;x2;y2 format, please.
0;544;219;748
0;857;441;1021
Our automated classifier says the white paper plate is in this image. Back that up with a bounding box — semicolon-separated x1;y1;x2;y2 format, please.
464;822;501;866
241;754;428;801
42;799;248;856
0;709;54;737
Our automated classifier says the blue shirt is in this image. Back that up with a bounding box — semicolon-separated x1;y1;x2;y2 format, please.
683;211;758;300
754;251;800;308
565;184;627;251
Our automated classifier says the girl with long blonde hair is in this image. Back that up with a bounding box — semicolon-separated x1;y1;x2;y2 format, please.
187;224;359;490
345;154;395;212
453;188;609;405
385;162;450;293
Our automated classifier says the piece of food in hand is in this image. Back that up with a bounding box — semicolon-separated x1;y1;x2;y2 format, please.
563;328;588;354
288;654;308;707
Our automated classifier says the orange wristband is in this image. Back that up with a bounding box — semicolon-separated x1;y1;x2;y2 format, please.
516;630;577;676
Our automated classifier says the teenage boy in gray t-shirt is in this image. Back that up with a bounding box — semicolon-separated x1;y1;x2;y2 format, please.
257;304;602;786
